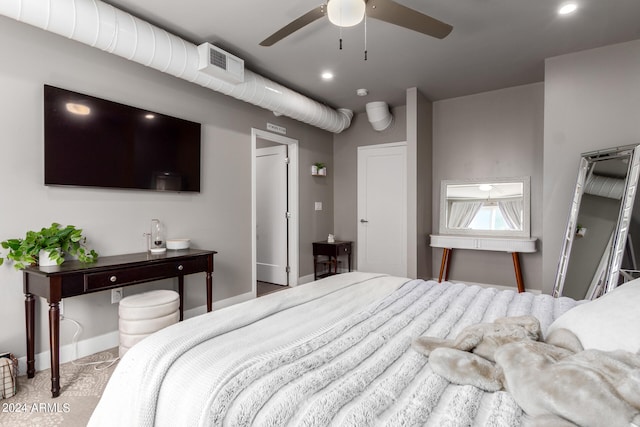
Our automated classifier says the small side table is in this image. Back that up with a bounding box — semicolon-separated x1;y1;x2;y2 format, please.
313;241;353;280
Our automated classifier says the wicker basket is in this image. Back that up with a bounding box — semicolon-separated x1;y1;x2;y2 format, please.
1;353;18;399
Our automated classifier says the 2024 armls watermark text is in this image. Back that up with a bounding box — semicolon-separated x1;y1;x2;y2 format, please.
2;402;71;413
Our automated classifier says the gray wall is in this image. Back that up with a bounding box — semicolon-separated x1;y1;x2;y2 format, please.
333;105;407;268
298;131;335;274
332;88;433;279
0;17;333;360
432;83;544;290
408;89;434;279
543;39;640;295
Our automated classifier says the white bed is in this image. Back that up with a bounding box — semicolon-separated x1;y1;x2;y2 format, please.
89;272;581;426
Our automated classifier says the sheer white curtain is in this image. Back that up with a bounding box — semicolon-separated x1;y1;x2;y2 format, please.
448;201;483;229
498;199;523;230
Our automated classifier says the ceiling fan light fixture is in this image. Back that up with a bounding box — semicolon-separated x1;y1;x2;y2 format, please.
558;3;578;15
327;0;366;27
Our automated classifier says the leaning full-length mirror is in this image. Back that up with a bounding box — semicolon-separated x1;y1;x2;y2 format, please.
554;144;640;300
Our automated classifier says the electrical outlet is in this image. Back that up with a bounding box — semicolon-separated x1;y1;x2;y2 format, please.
315;202;323;211
111;288;123;304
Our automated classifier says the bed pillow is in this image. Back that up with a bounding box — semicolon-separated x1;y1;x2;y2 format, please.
546;278;640;353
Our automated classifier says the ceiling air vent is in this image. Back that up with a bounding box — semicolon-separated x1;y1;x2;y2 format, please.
197;43;244;84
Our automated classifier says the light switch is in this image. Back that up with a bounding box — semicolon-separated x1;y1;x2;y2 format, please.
315;202;323;211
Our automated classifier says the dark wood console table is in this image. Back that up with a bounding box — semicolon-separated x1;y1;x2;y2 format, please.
313;241;352;280
22;248;216;397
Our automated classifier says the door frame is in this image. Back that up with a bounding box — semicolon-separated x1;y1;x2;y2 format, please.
251;128;299;296
357;141;408;277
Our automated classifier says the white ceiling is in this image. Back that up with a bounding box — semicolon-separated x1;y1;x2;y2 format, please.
103;0;640;113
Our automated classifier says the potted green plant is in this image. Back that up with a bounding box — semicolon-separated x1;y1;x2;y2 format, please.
312;162;327;176
0;223;98;269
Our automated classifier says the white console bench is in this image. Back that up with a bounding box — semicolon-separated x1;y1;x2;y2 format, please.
430;235;537;293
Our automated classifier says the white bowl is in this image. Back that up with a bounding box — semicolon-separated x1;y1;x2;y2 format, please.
166;239;190;250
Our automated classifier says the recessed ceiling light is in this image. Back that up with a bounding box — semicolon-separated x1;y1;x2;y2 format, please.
321;71;334;80
558;3;578;15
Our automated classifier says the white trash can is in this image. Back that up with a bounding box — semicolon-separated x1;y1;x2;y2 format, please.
118;290;180;358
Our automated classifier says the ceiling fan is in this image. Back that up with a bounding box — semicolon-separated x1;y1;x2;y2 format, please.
260;0;453;47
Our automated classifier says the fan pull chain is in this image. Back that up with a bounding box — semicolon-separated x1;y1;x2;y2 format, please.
339;4;343;50
364;11;368;60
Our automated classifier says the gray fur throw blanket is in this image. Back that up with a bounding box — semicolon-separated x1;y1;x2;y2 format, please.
413;316;640;427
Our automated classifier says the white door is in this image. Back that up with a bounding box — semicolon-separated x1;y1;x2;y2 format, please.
256;144;289;285
357;143;407;277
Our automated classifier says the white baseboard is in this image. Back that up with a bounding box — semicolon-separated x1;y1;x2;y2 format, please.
297;274;315;285
17;328;120;376
18;290;256;374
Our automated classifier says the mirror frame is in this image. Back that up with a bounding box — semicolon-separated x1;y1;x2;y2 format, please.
439;176;531;238
553;144;640;299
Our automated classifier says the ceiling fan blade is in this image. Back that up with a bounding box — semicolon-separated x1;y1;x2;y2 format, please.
367;0;452;39
260;6;326;46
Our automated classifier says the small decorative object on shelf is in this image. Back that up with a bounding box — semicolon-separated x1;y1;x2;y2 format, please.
0;223;99;269
149;219;167;253
575;224;587;238
312;162;327;176
166;238;190;250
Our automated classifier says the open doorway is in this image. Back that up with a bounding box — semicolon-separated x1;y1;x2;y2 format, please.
251;129;299;297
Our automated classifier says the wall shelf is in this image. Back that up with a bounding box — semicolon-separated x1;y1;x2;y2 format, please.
311;165;327;176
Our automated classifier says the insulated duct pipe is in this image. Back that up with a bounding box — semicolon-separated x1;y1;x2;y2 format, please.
585;175;625;200
365;101;393;131
0;0;353;133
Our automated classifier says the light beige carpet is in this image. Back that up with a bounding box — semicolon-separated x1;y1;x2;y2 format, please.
0;348;118;427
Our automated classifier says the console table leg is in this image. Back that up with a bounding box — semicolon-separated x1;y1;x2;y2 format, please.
444;249;453;281
512;252;525;293
206;271;212;312
178;276;184;321
48;302;60;397
25;293;35;378
438;248;453;282
313;255;318;280
438;249;447;282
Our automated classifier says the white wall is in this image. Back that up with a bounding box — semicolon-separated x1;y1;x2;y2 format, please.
542;39;640;295
432;83;544;290
0;17;333;363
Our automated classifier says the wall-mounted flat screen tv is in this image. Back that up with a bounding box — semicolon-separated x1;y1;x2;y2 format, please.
44;85;201;192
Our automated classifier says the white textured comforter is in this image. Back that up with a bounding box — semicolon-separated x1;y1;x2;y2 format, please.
89;272;579;426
